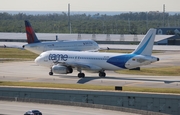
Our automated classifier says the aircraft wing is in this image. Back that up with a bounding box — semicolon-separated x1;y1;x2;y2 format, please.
55;62;102;71
2;45;24;49
98;46;120;50
0;42;24;49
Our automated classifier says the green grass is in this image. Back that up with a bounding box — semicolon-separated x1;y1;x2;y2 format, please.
0;81;180;94
116;66;180;76
0;48;131;60
0;81;114;90
0;48;162;60
0;48;38;60
0;58;32;62
100;49;163;53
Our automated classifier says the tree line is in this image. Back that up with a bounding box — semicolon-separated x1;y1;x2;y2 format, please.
0;11;180;34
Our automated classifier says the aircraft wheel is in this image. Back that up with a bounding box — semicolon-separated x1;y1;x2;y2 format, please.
68;67;73;73
78;73;85;78
81;73;85;78
99;72;106;77
49;72;53;75
78;73;81;78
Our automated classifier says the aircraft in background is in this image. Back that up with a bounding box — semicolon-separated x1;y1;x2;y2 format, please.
35;29;159;78
3;20;99;54
23;20;99;54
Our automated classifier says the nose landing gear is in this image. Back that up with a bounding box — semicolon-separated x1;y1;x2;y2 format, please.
49;67;53;75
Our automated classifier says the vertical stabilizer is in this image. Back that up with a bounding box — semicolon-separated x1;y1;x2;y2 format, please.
25;20;40;44
131;29;156;56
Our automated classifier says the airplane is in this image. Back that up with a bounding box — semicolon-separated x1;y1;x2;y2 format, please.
21;20;100;54
35;28;159;78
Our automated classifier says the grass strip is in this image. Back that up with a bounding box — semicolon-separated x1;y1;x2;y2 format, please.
0;81;114;90
0;48;38;59
100;49;163;53
0;81;180;94
0;48;162;59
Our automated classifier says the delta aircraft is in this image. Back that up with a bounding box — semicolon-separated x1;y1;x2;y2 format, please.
22;20;99;54
35;29;159;78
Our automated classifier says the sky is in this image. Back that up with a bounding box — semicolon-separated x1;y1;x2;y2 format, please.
0;0;180;12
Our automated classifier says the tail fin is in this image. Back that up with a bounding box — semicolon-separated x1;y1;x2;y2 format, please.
131;28;156;56
25;20;40;44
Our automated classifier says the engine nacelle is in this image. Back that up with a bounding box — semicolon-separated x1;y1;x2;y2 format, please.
52;65;72;74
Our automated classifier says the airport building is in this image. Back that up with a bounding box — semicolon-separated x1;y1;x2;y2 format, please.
156;27;180;45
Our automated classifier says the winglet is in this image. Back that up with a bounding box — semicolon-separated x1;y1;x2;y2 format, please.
25;20;40;44
131;28;156;56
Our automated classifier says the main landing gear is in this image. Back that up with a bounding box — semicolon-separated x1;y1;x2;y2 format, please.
77;67;85;78
77;68;106;78
77;71;106;78
99;71;106;77
78;73;85;78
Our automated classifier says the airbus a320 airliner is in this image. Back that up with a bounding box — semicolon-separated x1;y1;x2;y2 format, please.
35;29;159;78
23;20;99;54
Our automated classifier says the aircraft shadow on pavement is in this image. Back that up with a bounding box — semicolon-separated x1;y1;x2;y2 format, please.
77;77;101;84
77;76;180;84
52;74;180;84
53;74;77;78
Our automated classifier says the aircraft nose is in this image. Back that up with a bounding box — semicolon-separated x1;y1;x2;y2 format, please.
35;56;41;64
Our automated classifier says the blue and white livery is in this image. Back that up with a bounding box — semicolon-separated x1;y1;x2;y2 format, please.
35;29;159;78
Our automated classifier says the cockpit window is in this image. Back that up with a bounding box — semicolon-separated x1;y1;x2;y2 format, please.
132;58;136;61
39;53;45;57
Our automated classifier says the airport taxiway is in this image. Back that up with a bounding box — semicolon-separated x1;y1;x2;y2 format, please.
0;51;180;89
1;41;180;51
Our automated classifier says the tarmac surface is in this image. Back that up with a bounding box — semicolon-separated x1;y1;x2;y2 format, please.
0;101;139;115
1;41;180;51
0;48;180;115
0;32;173;42
0;51;180;88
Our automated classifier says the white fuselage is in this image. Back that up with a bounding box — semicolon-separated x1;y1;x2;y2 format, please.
35;50;159;72
24;40;99;54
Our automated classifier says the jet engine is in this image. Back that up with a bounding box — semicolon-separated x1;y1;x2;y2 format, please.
52;65;73;74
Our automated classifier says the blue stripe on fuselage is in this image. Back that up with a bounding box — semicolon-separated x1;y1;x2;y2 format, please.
107;54;136;69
